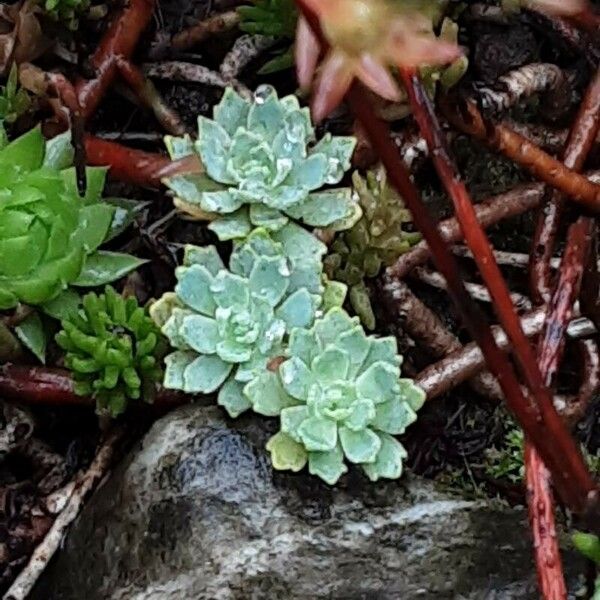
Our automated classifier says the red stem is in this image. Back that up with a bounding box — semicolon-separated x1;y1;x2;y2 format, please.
84;135;201;187
530;70;600;303
0;365;188;410
382;67;595;517
442;99;600;213
524;69;600;600
76;0;157;120
354;84;596;516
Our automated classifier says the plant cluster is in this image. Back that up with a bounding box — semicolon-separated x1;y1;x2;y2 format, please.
163;86;360;240
0;65;30;128
57;286;163;417
0;128;143;312
40;0;90;29
324;167;421;329
153;86;425;484
238;0;297;73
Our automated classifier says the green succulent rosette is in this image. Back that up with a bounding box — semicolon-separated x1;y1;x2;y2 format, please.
244;307;425;484
151;224;339;416
163;85;360;241
324;167;421;329
56;286;163;417
41;0;91;29
0;128;117;310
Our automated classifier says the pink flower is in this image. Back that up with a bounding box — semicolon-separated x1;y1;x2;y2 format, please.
295;0;462;121
524;0;587;16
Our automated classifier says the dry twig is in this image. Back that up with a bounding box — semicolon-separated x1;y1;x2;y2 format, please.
4;427;126;600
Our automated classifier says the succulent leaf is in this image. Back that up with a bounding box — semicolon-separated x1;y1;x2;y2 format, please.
164;85;358;239
57;286;164;417
252;307;425;484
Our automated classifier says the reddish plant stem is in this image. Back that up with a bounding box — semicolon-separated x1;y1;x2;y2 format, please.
171;10;240;51
525;218;593;600
395;67;596;515
115;57;186;136
0;365;188;410
524;69;600;600
46;73;87;196
76;0;156;120
295;0;597;519
84;135;202;187
390;181;548;278
530;69;600;303
442;99;600;213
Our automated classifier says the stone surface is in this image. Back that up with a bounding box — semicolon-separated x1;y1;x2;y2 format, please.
32;405;583;600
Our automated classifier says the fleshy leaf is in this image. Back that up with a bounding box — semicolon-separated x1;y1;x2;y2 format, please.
183;245;224;274
356;362;400;405
183;354;233;393
244;370;295;416
214;87;250;136
310;134;356;184
371;397;417;435
308;444;348;485
362;433;408;482
72;252;148;287
175;265;217;315
164;351;197;389
298;416;337;452
15;312;47;364
280;404;310;442
180;314;219;354
267;431;308;472
338;426;381;464
196;116;235;184
218;377;252;417
279;356;313;400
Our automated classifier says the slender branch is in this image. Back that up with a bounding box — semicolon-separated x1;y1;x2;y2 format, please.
0;365;189;409
411;266;532;312
389;180;548;278
171;10;240;52
392;68;596;517
84;136;202;187
76;0;157;120
442;98;600;213
523;69;600;598
116;58;186;136
530;69;600;303
4;427;127;600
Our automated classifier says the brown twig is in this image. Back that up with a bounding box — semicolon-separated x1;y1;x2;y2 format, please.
397;70;596;525
442;98;600;213
411;266;532;312
84;135;202;187
171;10;240;52
382;277;505;401
523;69;600;598
4;426;127;600
530;69;600;303
389;180;548;278
76;0;157;120
116;57;186;136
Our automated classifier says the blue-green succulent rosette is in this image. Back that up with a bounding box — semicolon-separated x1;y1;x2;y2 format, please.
247;308;426;484
150;225;343;416
162;85;361;240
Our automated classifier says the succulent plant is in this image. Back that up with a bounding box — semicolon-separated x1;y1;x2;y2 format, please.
242;307;425;484
324;167;421;329
238;0;297;74
0;129;112;309
56;286;163;417
0;64;30;126
151;225;336;415
41;0;90;29
163;86;360;241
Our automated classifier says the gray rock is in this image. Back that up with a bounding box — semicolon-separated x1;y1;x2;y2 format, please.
32;405;584;600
